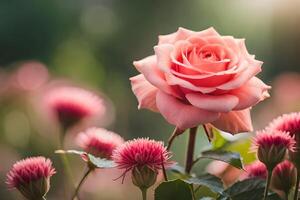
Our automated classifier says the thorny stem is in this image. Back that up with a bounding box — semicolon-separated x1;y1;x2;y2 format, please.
167;127;184;151
185;127;197;174
71;168;92;200
263;169;273;200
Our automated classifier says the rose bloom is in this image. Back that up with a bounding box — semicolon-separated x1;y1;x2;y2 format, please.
130;27;270;133
76;127;124;159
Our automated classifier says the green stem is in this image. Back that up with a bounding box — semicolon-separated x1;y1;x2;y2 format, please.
141;188;147;200
71;168;92;200
185;127;197;174
263;169;273;200
58;127;75;198
294;168;300;200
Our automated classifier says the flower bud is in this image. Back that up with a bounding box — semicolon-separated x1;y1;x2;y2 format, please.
253;130;295;170
18;177;50;200
6;157;56;200
271;160;296;194
132;166;158;190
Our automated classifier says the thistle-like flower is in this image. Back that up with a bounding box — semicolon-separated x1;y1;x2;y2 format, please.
76;127;124;159
112;138;171;199
271;160;296;196
268;112;300;136
6;156;56;200
44;86;105;129
268;112;300;168
252;129;295;170
244;161;267;179
252;129;295;200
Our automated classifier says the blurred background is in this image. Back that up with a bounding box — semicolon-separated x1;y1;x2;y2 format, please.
0;0;300;199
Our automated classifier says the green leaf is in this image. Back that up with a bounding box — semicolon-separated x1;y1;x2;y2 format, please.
217;178;281;200
185;174;224;195
198;150;243;169
88;154;116;168
55;149;116;168
211;128;228;150
155;179;193;200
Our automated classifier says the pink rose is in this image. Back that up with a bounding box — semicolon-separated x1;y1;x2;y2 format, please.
130;27;270;133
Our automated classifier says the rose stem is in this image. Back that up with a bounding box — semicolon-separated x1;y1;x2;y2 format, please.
167;127;183;151
185;127;198;174
71;168;92;200
294;168;300;200
263;169;273;200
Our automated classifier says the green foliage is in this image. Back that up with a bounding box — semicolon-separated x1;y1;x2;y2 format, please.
155;179;193;200
184;174;224;195
210;127;256;164
198;150;243;170
55;149;116;168
217;178;282;200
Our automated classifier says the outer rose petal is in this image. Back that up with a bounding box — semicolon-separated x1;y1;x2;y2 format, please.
156;90;220;130
211;109;253;134
231;77;271;110
185;93;239;112
133;55;178;97
130;74;159;112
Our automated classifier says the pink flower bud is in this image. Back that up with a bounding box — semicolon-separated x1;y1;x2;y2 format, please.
252;130;295;170
268;112;300;168
271;160;296;194
243;161;267;179
112;138;172;184
6;156;56;200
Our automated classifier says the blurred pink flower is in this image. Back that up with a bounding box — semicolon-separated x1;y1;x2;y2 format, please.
43;86;106;129
76;127;124;159
6;156;56;199
130;27;270;133
15;61;49;91
112;138;171;175
242;161;267;179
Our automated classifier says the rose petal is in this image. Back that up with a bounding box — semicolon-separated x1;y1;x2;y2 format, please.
186;93;239;112
211;109;253;134
158;27;195;45
133;55;179;97
156;90;220;130
217;60;263;90
130;74;159;112
231;77;271;110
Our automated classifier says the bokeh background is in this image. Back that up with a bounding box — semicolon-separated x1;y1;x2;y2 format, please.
0;0;300;199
